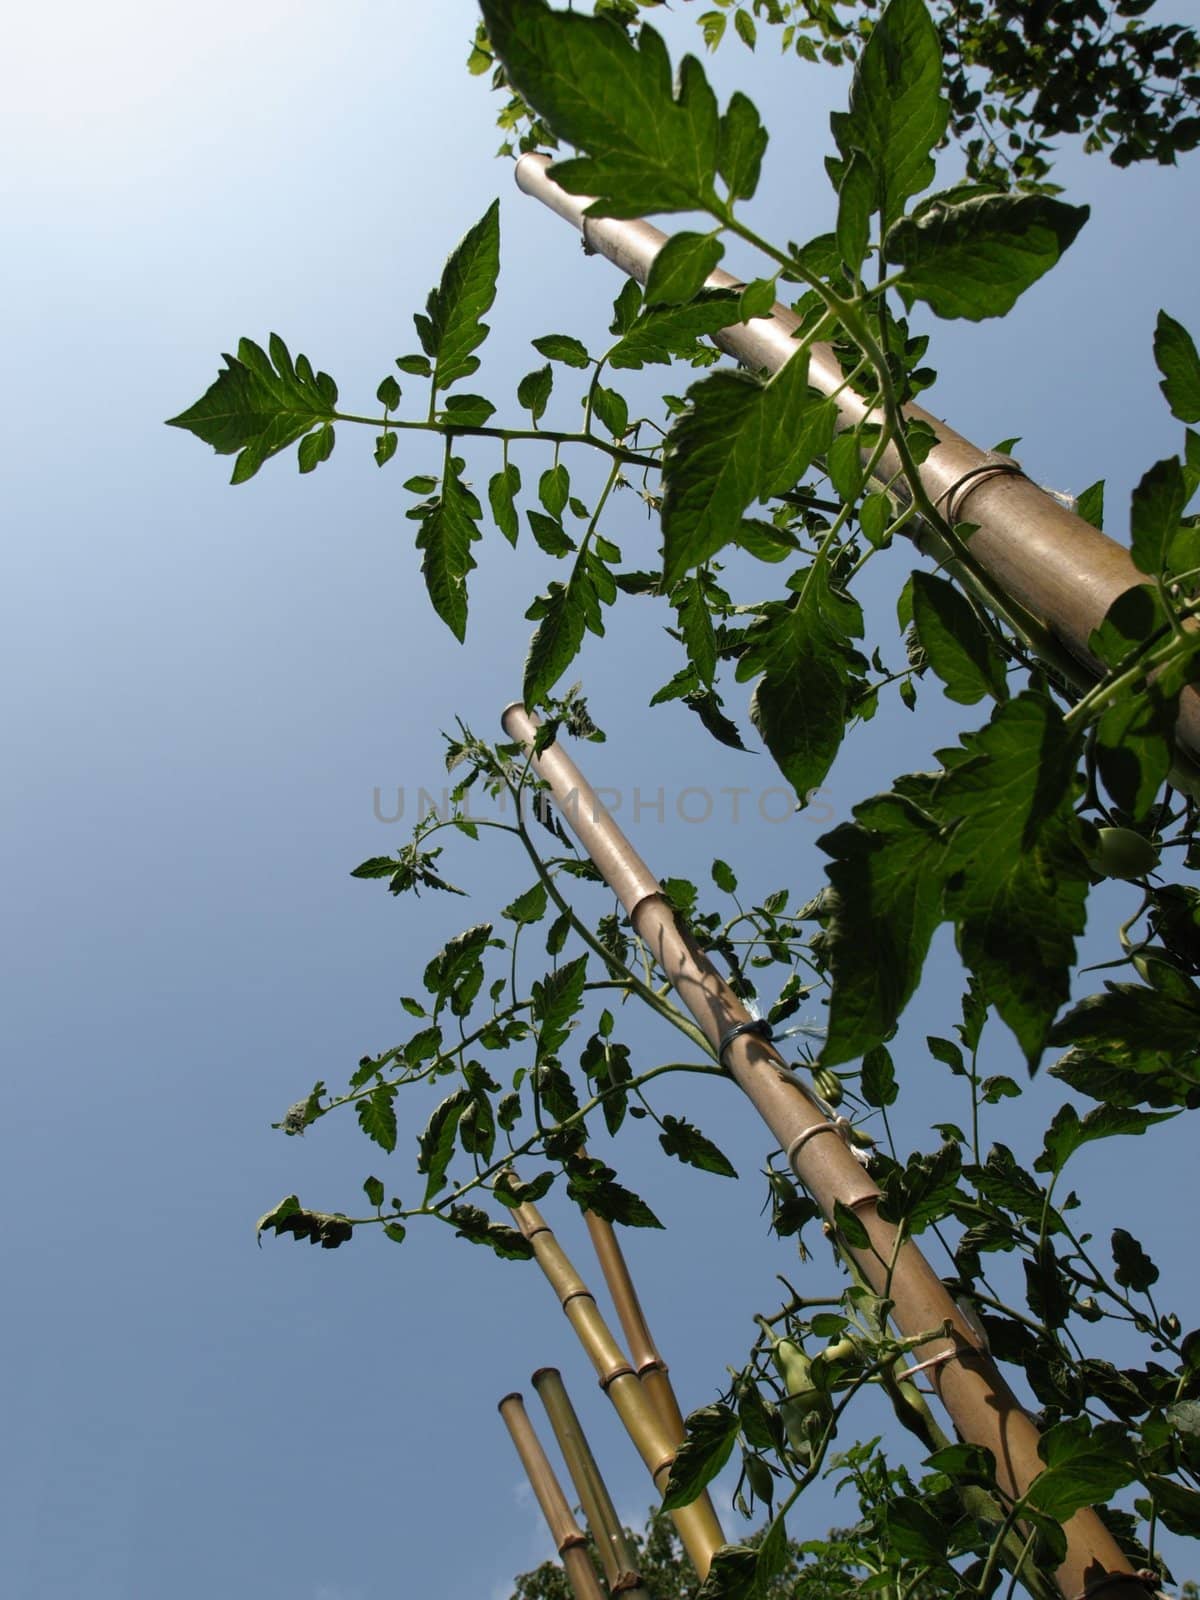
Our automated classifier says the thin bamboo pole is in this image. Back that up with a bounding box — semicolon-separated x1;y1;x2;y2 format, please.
501;700;1147;1600
582;1207;684;1443
509;1194;726;1579
579;1173;723;1542
533;1367;654;1600
499;1391;607;1600
513;152;1200;787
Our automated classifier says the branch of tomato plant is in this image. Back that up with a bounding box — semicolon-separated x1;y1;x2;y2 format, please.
335;408;663;472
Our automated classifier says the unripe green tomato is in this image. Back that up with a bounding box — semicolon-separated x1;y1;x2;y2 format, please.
772;1337;815;1399
817;1335;859;1369
1088;826;1160;880
811;1065;843;1106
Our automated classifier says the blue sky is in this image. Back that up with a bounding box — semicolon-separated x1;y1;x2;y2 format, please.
4;3;1199;1597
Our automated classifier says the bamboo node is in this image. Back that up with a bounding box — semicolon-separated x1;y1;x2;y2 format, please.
785;1120;845;1165
598;1363;637;1392
717;1017;773;1068
558;1532;589;1554
612;1572;647;1596
940;451;1026;525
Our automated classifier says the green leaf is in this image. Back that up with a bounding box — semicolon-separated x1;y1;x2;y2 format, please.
711;858;737;894
523;545;612;706
363;1175;385;1208
659;1114;738;1177
645;231;724;308
877;1142;961;1234
661;1404;740;1510
375;431;398;468
448;1202;534;1260
734;8;756;49
423;923;494;1004
861;1044;898;1107
818;794;947;1066
1075;479;1105;529
1050;982;1200;1109
1154;311;1200;423
502;881;548;926
422;200;501;394
1144;1475;1200;1539
412;456;483;641
836;151;874;273
538;463;570;518
1034;1103;1174;1177
356;1085;397;1153
438;393;496;429
1111;1227;1159;1292
737;566;867;799
910;570;1008;704
396;353;432;376
297;420;335;474
718;90;768;201
256;1196;353;1250
1130;456;1187;577
481;1;722;218
832;0;947;225
532;955;589;1061
885;1497;951;1568
166;334;337;484
662;353;837;585
517;362;553;422
833;1198;871;1250
1025;1419;1136;1523
820;694;1086;1066
886;193;1089;321
376;374;401;410
591;384;629;439
608;288;747;370
531;332;591;368
416;1088;472;1202
488;461;521;546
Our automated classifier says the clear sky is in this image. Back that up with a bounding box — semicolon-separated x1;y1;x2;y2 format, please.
3;4;1198;1598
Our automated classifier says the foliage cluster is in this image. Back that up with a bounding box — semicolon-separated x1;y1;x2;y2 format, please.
169;1;1200;1595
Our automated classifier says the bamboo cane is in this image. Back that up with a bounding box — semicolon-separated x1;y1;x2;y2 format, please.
499;1391;607;1600
513;152;1200;788
578;1171;723;1541
533;1367;655;1600
509;1194;727;1579
500;700;1147;1600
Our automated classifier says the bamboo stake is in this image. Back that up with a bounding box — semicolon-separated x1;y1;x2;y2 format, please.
499;1391;607;1600
578;1170;723;1543
513;152;1200;788
500;701;1147;1600
533;1367;654;1600
509;1194;726;1579
582;1207;685;1443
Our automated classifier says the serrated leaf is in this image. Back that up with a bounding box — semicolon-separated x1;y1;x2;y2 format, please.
502;881;548;926
166;334;337;483
738;568;867;798
1050;982;1200;1109
608;288;747;370
662;353;837;585
661;1404;740;1510
417;1088;471;1201
1130;456;1187;577
1025;1419;1136;1522
886;193;1089;321
1034;1103;1173;1176
517;363;553;422
645;231;724;309
1111;1227;1158;1292
910;570;1008;704
1155;311;1200;423
488;461;521;546
531;332;591;368
423;200;501;393
356;1085;397;1153
719;90;767;201
532;955;589;1060
297;421;335;474
833;0;948;226
413;456;482;642
659;1113;738;1177
481;0;721;218
448;1202;534;1259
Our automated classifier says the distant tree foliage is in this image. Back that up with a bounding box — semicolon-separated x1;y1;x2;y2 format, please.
472;0;1200;183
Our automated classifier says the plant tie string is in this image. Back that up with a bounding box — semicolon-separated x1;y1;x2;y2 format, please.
717;1016;774;1069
